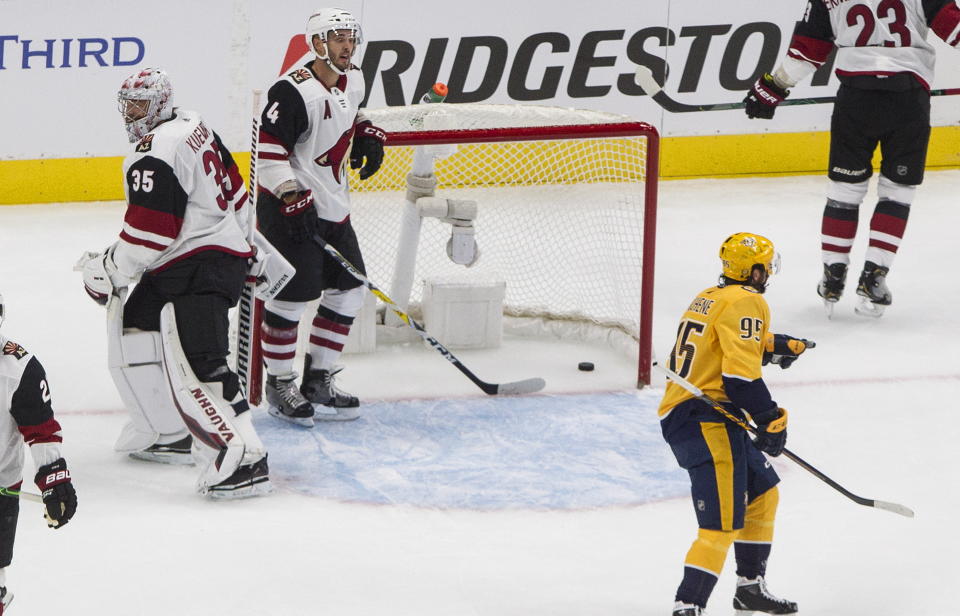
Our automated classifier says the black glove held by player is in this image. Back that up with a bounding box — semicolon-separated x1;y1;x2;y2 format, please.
279;190;320;244
744;74;790;119
763;333;815;369
350;121;386;180
34;458;77;529
751;406;788;457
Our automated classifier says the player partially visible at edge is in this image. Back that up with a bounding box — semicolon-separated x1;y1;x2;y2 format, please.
743;0;960;318
657;233;814;616
255;8;386;426
0;292;78;613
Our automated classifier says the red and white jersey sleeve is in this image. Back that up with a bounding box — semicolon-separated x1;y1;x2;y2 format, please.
114;109;252;279
257;64;367;223
787;0;958;89
0;335;63;487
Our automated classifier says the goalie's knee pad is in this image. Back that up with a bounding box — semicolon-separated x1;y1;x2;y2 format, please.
320;286;364;319
107;292;187;453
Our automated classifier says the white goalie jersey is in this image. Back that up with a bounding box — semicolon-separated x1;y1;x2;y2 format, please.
114;109;253;280
256;63;367;223
784;0;960;89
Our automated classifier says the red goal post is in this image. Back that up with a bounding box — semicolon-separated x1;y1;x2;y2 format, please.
349;103;659;388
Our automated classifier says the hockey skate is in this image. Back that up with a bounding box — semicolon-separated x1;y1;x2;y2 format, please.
301;355;360;421
203;455;271;499
673;601;705;615
1;586;13;613
816;262;847;318
265;373;315;427
732;576;798;615
129;434;194;465
854;261;891;318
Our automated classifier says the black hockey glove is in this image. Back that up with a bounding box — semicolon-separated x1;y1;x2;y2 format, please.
34;458;77;529
751;406;788;457
744;74;790;119
350;121;386;180
279;190;320;244
763;333;815;369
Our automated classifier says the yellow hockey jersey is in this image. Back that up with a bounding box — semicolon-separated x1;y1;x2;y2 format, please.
658;283;770;418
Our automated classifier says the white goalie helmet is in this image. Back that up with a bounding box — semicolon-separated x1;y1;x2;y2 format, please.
305;8;363;75
117;67;175;143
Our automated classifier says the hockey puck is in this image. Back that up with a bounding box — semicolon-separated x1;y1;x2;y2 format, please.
578;361;595;372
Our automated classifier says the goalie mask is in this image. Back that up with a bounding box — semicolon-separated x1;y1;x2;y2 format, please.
305;8;363;75
719;232;780;288
117;68;174;143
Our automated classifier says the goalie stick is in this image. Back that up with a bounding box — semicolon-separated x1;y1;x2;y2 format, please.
0;487;43;503
653;357;915;518
635;65;960;113
236;91;265;405
311;233;546;396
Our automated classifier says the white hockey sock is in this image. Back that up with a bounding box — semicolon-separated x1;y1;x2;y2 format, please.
309;311;352;370
261;322;298;376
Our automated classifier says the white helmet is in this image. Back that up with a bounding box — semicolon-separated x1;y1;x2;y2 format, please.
305;8;363;75
117;67;175;143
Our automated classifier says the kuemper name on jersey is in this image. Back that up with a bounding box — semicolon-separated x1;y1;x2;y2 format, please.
688;297;715;316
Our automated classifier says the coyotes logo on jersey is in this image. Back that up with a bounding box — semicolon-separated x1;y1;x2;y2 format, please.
3;341;27;359
313;127;354;185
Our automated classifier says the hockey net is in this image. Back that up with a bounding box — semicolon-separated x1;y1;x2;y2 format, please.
347;103;658;387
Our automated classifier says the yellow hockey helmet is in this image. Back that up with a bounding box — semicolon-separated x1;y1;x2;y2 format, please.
719;232;780;281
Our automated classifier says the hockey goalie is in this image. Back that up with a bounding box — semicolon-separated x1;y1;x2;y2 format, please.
78;68;289;499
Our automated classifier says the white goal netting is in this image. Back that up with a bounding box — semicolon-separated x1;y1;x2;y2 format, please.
346;103;658;385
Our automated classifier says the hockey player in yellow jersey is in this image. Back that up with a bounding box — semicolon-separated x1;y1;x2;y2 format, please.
658;233;814;616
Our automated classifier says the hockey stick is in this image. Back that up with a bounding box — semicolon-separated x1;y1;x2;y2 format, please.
635;65;960;113
236;90;265;405
0;487;43;503
652;357;915;518
311;233;546;396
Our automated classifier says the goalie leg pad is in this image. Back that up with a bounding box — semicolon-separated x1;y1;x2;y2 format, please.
107;290;188;454
158;303;268;493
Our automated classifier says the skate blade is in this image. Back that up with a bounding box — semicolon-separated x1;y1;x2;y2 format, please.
267;406;315;427
854;297;886;318
128;450;195;466
822;298;836;319
311;403;361;422
204;478;273;500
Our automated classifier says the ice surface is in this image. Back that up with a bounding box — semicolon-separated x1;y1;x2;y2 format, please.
0;171;956;615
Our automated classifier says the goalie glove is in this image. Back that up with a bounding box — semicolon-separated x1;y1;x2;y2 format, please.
34;458;77;529
350;121;386;180
763;333;815;369
744;73;790;119
751;406;788;457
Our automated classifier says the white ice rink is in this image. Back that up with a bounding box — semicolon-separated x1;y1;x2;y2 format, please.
0;170;957;615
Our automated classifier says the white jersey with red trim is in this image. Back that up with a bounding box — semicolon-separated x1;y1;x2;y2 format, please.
256;63;367;223
114;109;252;280
0;334;63;487
787;0;960;89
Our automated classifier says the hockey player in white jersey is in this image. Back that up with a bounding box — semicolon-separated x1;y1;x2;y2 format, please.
79;68;271;499
0;292;78;613
743;0;960;317
255;8;386;425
